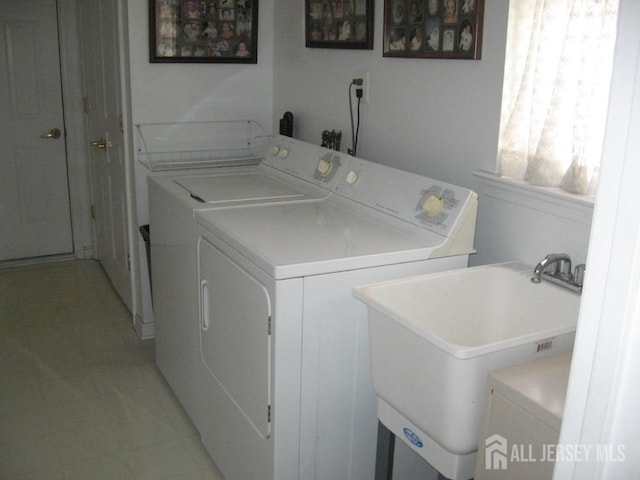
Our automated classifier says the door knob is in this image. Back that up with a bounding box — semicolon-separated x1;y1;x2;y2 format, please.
90;138;112;150
40;128;61;139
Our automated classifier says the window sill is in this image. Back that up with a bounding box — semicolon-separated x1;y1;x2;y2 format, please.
473;170;595;225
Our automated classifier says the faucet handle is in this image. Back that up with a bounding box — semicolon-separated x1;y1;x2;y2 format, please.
558;258;572;277
574;264;586;286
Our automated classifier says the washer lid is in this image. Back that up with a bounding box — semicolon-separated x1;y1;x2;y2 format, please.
195;197;449;279
174;171;325;204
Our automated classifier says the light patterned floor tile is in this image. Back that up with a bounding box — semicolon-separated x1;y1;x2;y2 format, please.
0;260;229;480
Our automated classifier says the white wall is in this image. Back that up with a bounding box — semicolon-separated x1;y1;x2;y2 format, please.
273;0;508;188
126;0;275;129
472;176;593;267
272;0;593;268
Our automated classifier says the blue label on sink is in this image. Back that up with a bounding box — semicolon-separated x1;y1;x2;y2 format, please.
403;427;424;448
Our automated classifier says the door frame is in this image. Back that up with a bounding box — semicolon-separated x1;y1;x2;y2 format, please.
56;0;94;260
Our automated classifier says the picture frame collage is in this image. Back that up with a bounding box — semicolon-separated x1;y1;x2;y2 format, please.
150;0;258;63
305;0;375;50
384;0;483;59
149;0;483;63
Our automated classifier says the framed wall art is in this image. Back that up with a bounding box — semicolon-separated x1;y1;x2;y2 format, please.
306;0;374;50
150;0;258;63
383;0;483;59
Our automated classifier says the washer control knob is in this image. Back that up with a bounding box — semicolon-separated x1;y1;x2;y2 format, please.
317;158;333;177
278;148;289;159
422;195;445;217
345;170;359;185
269;146;280;156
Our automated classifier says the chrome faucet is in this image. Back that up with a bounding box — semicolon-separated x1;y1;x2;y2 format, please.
531;253;585;293
531;253;572;283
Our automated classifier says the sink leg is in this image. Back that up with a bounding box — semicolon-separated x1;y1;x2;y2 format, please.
375;420;396;480
374;421;461;480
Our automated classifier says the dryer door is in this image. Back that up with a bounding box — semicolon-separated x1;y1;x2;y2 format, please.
198;237;272;438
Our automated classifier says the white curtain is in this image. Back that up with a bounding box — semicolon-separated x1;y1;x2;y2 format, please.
498;0;619;195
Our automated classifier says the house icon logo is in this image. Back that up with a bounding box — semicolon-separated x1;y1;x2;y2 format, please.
485;434;508;470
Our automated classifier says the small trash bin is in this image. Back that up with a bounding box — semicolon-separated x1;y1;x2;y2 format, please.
139;224;151;291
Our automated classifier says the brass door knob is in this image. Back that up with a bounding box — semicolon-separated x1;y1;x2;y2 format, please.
40;128;62;139
90;138;112;150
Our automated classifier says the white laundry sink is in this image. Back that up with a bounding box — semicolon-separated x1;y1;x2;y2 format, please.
352;261;581;480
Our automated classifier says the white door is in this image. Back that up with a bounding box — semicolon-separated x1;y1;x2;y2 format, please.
80;0;132;309
0;0;73;261
198;238;272;439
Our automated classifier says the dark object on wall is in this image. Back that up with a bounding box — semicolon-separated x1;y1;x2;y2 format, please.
149;0;258;64
321;130;342;151
383;0;484;60
139;224;152;294
279;112;294;137
306;0;374;50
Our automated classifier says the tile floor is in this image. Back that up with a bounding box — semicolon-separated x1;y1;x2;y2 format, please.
0;260;225;480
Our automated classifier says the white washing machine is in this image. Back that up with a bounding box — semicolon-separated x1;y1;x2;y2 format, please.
192;154;479;480
149;135;354;431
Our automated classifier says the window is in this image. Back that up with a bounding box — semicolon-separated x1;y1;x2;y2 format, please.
498;0;619;195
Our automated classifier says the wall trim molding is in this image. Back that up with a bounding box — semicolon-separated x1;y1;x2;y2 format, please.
474;170;595;226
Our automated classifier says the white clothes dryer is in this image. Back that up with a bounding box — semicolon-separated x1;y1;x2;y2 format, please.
148;135;353;431
192;154;478;480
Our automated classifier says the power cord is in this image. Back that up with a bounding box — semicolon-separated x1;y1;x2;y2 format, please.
348;79;363;156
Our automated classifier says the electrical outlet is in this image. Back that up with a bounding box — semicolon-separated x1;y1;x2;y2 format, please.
355;70;370;104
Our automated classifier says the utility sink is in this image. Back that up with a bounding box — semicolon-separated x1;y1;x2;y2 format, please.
352;261;581;480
